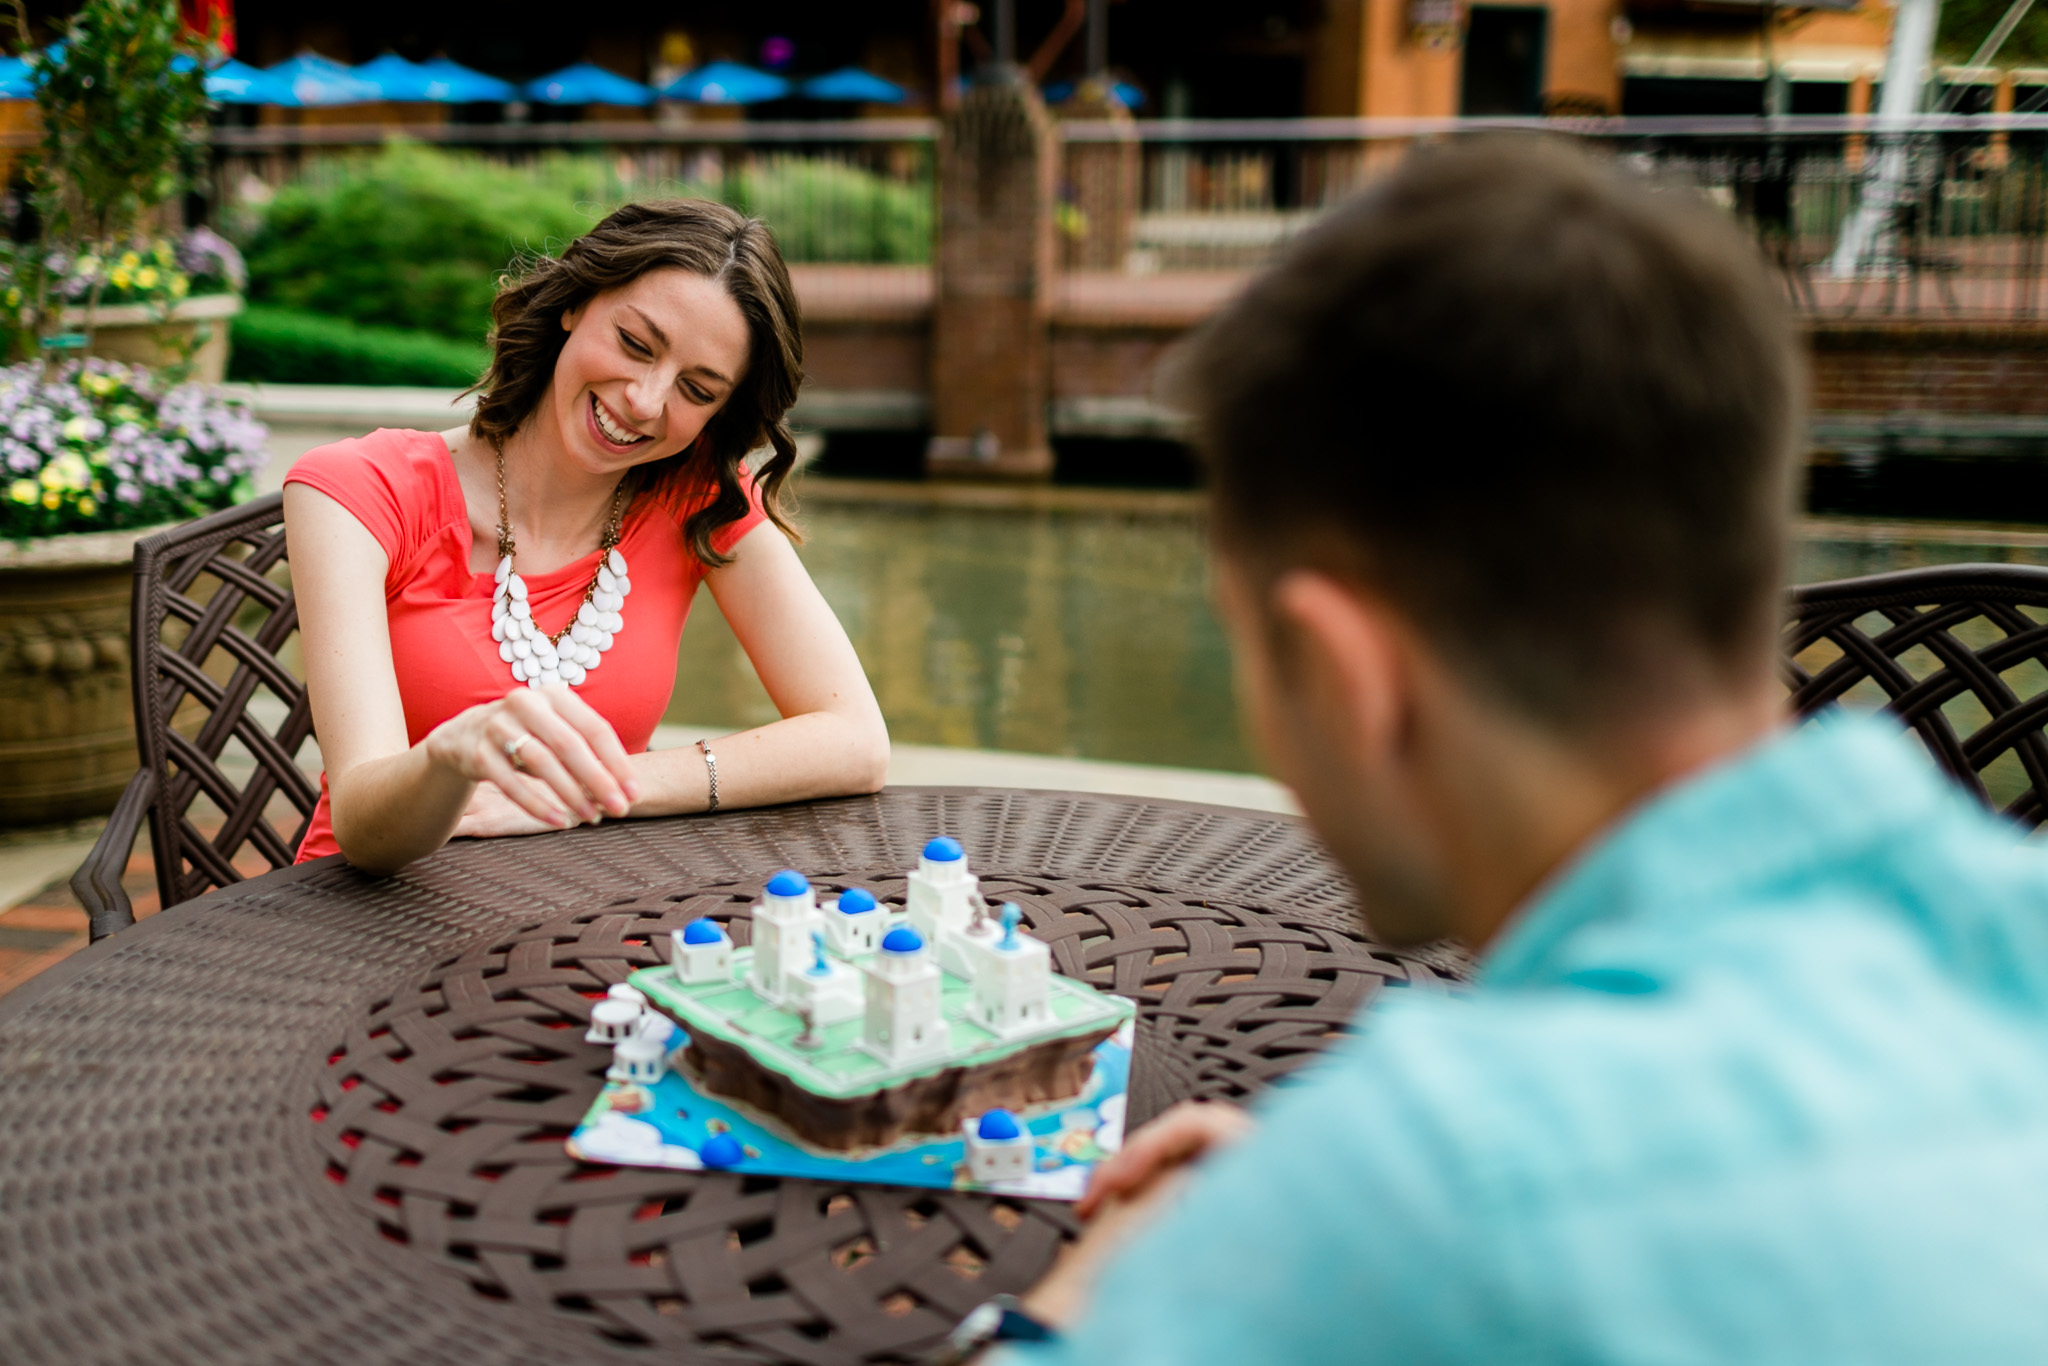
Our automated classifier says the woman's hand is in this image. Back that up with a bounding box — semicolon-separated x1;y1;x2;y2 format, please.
424;685;642;829
452;780;569;839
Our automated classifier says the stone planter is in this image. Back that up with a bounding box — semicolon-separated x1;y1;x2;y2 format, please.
0;523;170;826
64;293;242;383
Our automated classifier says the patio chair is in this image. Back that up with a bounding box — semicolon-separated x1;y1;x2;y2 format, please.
1786;562;2048;830
69;493;317;940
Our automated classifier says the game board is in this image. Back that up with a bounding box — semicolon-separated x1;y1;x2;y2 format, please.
566;839;1139;1200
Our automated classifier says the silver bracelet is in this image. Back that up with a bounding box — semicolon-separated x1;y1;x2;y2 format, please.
697;738;720;813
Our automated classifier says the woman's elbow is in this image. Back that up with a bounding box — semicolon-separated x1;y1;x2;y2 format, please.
852;717;890;794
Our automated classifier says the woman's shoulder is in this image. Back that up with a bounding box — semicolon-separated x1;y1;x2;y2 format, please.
287;427;458;491
284;428;464;560
643;455;769;558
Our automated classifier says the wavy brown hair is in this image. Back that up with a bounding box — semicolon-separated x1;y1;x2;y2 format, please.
470;199;803;566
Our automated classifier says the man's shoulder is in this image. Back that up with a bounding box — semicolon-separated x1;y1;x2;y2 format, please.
1309;890;2048;1210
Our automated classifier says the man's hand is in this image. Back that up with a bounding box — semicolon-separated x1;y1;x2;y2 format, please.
1021;1101;1256;1329
1077;1099;1255;1219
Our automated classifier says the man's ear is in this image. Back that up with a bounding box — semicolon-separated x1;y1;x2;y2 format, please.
1268;570;1410;769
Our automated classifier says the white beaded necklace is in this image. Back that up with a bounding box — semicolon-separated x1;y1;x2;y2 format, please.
488;446;633;690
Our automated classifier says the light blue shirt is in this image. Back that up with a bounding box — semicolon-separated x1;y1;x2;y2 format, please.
1020;716;2048;1364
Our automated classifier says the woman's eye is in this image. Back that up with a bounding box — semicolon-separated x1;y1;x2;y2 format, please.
617;329;649;356
683;384;712;404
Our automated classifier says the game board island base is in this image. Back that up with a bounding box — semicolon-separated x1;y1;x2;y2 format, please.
683;1019;1117;1153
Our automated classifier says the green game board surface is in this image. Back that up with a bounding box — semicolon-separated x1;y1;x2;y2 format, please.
630;948;1135;1100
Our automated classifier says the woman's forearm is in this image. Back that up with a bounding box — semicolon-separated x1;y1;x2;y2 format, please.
328;745;478;873
630;710;889;817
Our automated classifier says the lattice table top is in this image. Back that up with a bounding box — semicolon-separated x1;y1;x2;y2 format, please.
0;789;1467;1366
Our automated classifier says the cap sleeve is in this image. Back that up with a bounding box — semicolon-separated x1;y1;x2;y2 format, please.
283;429;458;580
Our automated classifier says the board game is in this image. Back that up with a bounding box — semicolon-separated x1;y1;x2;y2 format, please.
567;838;1138;1199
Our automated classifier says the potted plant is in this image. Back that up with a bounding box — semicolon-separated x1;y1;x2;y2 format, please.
0;357;266;823
4;0;242;379
0;0;267;828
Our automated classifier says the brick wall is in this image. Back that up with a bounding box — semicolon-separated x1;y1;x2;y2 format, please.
1808;322;2048;418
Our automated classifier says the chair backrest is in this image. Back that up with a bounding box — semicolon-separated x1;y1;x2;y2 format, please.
1786;563;2048;830
130;492;316;910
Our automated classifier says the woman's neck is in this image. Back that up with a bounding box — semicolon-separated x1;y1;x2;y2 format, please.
456;400;627;577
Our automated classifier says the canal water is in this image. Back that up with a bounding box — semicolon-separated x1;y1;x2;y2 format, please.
668;478;2048;775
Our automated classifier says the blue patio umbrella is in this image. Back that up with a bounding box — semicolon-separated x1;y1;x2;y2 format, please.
203;57;282;104
265;51;381;106
352;53;516;103
797;67;908;104
417;57;517;102
0;54;35;100
661;61;791;104
524;62;652;107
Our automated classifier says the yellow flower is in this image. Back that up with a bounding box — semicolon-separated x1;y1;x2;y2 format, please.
76;254;99;274
108;268;131;291
135;267;158;289
4;288;19;307
40;488;59;510
153;242;173;266
6;478;33;504
82;374;117;398
38;463;62;490
169;275;189;298
61;415;93;441
48;453;89;490
119;251;141;271
76;495;96;517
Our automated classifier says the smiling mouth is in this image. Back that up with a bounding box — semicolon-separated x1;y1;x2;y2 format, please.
591;394;651;448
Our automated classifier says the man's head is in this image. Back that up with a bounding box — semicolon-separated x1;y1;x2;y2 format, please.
1178;137;1799;945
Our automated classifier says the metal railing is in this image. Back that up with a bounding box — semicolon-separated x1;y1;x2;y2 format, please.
1059;114;2048;319
180;111;2048;319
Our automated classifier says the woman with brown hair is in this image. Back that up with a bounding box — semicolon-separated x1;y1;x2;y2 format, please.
282;199;888;873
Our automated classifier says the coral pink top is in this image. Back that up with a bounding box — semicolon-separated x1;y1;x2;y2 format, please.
283;428;766;862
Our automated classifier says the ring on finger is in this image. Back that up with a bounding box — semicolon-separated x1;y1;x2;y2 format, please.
503;732;533;772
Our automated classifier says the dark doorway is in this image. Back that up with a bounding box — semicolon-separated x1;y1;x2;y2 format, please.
1461;7;1548;116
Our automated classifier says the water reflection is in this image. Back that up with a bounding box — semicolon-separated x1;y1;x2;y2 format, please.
669;486;2048;774
671;486;1248;770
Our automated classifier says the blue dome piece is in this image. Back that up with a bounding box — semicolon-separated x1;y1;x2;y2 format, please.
765;870;809;898
922;836;964;863
681;919;724;945
881;926;925;954
976;1108;1023;1141
699;1133;745;1169
838;887;879;915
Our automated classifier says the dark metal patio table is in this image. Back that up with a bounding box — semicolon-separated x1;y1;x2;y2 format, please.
0;788;1465;1366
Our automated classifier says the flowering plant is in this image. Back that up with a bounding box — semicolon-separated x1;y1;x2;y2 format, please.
0;358;268;538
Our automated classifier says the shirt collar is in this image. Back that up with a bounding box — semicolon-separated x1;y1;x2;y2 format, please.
1479;713;1965;988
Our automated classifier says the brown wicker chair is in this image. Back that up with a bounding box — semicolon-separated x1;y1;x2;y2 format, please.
70;493;317;940
1785;563;2048;831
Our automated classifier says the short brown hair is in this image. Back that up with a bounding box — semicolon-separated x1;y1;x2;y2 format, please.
1175;136;1800;727
471;199;803;566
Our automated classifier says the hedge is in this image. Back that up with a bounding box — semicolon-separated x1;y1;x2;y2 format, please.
236;142;934;345
228;306;490;387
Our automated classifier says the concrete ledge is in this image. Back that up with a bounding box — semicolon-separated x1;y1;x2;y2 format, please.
224;383;476;428
652;723;1295;815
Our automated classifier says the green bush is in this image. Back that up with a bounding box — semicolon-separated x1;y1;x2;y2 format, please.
228;306;490;387
237;143;933;346
239;143;610;343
